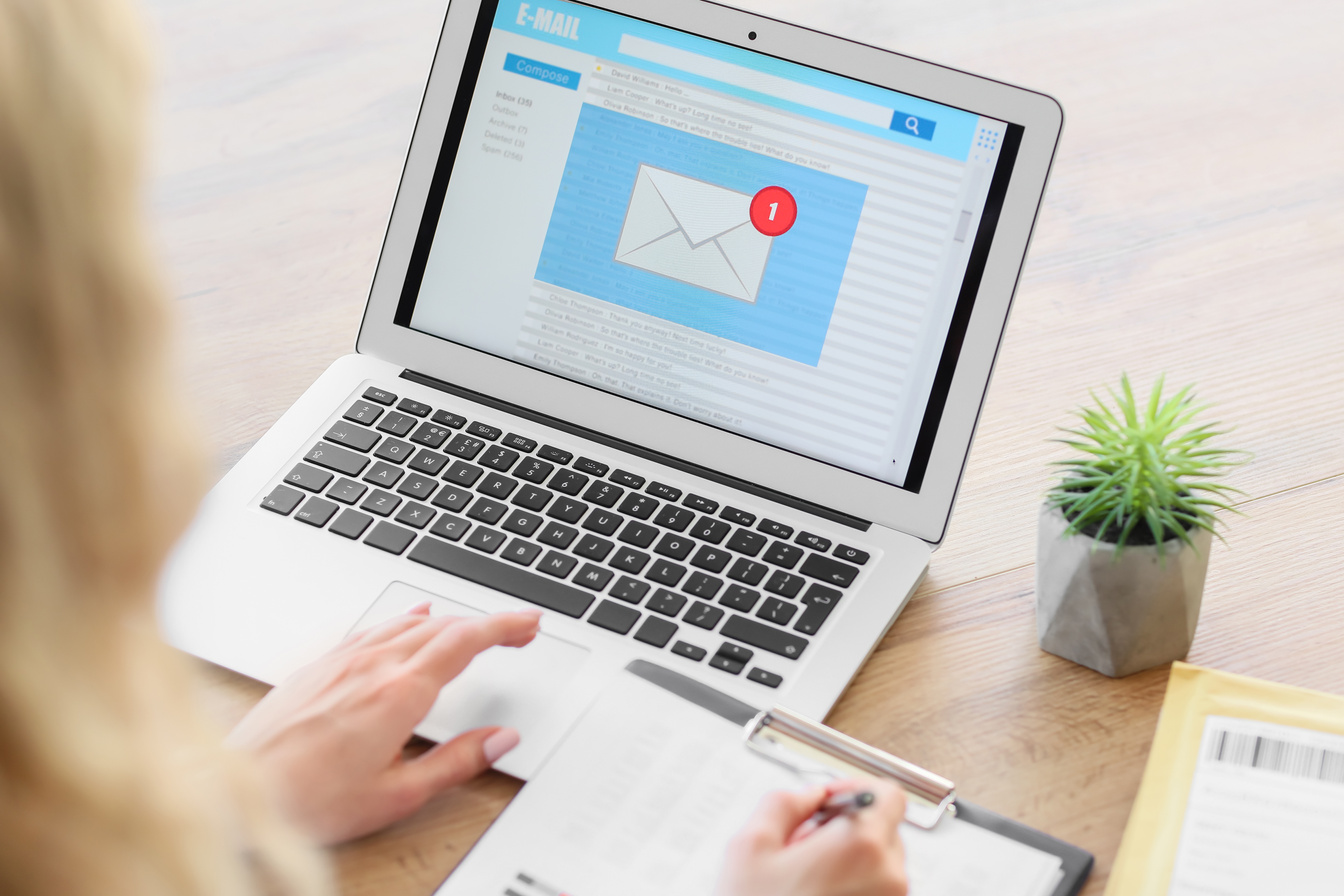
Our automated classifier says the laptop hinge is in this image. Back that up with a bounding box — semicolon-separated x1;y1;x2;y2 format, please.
400;369;872;532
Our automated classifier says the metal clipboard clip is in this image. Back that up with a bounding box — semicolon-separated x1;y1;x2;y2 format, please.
744;706;957;830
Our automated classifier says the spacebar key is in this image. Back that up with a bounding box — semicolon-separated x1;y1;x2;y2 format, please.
407;536;594;618
721;615;808;660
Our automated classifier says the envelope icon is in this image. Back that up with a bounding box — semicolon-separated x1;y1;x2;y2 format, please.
614;165;774;303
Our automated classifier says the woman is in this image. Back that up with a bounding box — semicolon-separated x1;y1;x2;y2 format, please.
0;1;909;893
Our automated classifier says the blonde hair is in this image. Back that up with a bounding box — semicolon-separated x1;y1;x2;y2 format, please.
0;1;329;893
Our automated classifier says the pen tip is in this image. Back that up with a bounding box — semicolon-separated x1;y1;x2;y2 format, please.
857;791;875;807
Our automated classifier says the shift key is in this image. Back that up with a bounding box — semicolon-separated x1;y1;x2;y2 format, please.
721;615;808;660
304;442;369;477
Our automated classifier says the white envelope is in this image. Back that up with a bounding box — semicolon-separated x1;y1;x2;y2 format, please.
613;165;774;303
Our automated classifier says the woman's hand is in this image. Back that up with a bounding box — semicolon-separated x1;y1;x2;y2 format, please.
226;604;542;844
714;779;909;896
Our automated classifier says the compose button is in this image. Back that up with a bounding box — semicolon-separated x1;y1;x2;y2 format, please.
890;110;936;141
504;53;580;90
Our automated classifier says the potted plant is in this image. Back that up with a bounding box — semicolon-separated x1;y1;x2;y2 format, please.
1036;375;1245;678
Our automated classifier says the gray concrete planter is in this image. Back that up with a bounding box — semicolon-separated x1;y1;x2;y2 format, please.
1035;504;1212;678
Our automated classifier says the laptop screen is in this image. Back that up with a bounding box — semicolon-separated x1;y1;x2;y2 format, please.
394;0;1022;493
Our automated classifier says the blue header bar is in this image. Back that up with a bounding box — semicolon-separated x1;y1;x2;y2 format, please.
495;1;978;161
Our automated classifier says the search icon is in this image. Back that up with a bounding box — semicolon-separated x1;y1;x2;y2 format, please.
890;110;935;141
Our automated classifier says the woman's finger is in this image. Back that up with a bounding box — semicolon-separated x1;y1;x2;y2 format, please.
408;610;543;686
333;609;438;654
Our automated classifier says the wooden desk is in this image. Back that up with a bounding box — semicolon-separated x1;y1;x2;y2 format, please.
148;0;1344;892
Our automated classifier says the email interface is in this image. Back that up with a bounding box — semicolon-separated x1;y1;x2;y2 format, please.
407;0;1014;490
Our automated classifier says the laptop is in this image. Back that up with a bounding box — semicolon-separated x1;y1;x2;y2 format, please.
160;0;1061;778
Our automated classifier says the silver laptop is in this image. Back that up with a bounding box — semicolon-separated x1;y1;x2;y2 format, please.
160;0;1061;778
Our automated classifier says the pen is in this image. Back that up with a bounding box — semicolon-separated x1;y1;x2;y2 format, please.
809;790;875;826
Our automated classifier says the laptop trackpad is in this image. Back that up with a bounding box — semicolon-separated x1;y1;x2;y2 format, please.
351;582;589;774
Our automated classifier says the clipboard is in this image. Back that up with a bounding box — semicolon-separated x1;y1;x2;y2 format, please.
625;660;1093;896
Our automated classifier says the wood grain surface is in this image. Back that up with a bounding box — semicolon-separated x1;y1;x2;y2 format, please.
144;0;1344;893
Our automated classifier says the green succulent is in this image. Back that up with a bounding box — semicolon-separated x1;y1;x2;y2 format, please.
1046;375;1246;554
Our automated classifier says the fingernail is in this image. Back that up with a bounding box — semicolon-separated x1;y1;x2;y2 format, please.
483;727;520;765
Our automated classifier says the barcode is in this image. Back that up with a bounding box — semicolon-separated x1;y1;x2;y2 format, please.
1207;728;1344;784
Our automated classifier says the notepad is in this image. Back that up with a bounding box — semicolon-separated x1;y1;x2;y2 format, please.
436;662;1089;896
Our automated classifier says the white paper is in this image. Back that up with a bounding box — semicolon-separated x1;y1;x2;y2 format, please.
1169;715;1344;894
437;671;1062;896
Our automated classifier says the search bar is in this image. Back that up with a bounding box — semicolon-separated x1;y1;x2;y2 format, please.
617;34;892;129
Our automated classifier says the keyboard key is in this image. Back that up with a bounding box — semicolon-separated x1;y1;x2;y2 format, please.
330;508;373;539
652;505;695;532
720;507;756;526
536;551;578;579
794;584;841;635
727;558;768;586
726;528;767;557
757;597;798;626
324;420;379;452
362;387;396;406
410;422;452;449
834;545;870;565
648;589;687;617
610;546;650;574
327;477;367;505
443;461;484;486
587;600;639;634
672;641;706;661
647;481;682;501
430;485;473;513
634;616;677;648
757;519;793;539
763;541;804;569
284;463;332;493
682;572;723;600
617;520;659;548
690;545;731;574
549;469;589;496
374;438;415;464
511;483;553;511
394;501;434;530
465;526;506;554
709;655;745;675
428;514;470;542
582;508;623;536
502;432;537;452
295;496;338;527
360;489;401;517
722;615;808;659
573;564;613;592
476;473;518;500
466;421;502;440
363;461;404;489
683;494;718;513
747;668;783;688
611;576;650;604
396;398;432;417
546;496;588;524
408;537;594;617
799;553;860;588
646;559;686;587
397;472;439;501
685;602;724;630
537;444;572;464
515;457;554;484
653;533;694;561
375;411;417;437
537;522;578;549
710;643;752;675
765;570;805;599
365;521;415;555
796;531;832;552
480;446;520;472
502;509;543;537
610;469;645;489
445;434;485;459
432;409;466;429
690;516;730;544
467;496;508;524
407;449;448;476
618;493;658;520
582;481;623;508
574;534;614;562
574;457;608;476
501;538;542;566
343;400;383;425
720;585;761;612
305;442;368;477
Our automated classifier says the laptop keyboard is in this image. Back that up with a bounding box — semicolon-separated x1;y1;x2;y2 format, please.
259;386;874;689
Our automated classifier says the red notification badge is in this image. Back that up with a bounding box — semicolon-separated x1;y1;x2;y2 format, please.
749;186;797;236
